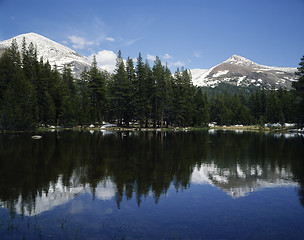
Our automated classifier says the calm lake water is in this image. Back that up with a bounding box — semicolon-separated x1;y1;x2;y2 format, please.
0;130;304;240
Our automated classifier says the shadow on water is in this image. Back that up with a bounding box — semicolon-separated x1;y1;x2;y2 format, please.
0;130;304;239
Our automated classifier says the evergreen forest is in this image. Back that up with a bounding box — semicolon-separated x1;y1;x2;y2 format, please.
0;39;303;131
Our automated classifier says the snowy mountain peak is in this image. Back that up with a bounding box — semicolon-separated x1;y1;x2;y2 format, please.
17;32;46;39
227;54;250;62
191;54;297;89
224;54;296;73
1;32;68;51
224;54;259;68
0;32;92;78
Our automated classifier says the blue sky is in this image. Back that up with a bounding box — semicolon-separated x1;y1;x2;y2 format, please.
0;0;303;72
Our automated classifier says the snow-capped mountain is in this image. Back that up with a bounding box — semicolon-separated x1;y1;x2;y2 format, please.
0;33;92;78
191;55;297;89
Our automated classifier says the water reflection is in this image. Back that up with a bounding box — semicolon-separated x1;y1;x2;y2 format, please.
0;130;303;216
191;163;297;198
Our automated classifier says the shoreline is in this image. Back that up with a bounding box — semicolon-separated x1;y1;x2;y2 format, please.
1;124;303;135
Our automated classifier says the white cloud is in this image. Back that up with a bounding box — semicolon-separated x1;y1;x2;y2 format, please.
89;50;117;73
163;53;173;60
147;54;156;62
67;35;94;49
105;37;115;42
125;37;141;46
171;61;185;67
194;51;202;58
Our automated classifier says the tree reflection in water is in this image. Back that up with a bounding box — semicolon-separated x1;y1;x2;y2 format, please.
0;130;304;216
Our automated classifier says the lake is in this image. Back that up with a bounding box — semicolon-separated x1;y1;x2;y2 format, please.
0;130;304;239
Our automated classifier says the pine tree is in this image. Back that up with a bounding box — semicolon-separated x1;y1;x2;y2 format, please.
0;39;21;102
126;57;136;123
78;68;91;124
209;94;231;125
152;57;167;128
180;68;195;126
277;88;296;123
170;67;196;126
234;94;252;125
36;58;56;124
133;53;154;127
112;50;132;126
292;55;304;125
144;60;154;127
1;65;38;130
249;90;266;123
58;64;77;126
22;40;38;86
88;56;107;123
267;91;284;124
192;88;209;127
49;64;63;125
171;68;183;126
0;40;38;130
133;53;145;127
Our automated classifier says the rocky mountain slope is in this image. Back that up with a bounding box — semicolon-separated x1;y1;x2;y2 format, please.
191;55;297;89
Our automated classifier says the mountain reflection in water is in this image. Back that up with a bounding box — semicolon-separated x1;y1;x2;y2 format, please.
0;130;304;216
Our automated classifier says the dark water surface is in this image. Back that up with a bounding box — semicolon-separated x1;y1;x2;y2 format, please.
0;130;304;239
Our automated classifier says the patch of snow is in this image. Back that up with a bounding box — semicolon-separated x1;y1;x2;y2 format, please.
237;76;246;86
190;68;214;86
213;70;229;77
284;123;296;127
223;77;232;82
100;123;117;129
32;135;42;140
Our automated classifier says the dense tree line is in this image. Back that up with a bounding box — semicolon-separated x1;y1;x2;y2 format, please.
0;40;303;130
209;88;297;126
